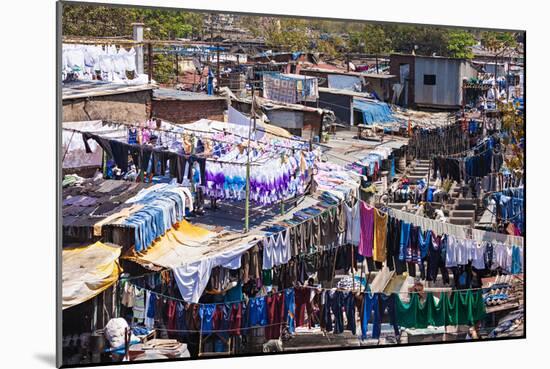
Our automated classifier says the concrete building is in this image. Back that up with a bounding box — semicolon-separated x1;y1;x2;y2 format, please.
390;54;478;109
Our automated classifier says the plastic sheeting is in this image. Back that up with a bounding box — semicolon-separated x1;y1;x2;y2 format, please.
123;219;216;269
62;120;126;169
172;237;258;303
122;219;260;303
227;106;265;140
62;242;122;309
353;98;395;125
327;74;362;91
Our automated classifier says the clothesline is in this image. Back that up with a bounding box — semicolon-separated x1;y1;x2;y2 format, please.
120;119;310;152
121;193;521;304
126;279;517;308
89;119;310;153
383;207;523;247
140;321;292;334
63;127;270;167
441;134;500;158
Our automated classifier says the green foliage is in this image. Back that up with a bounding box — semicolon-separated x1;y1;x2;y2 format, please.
385;25;449;56
62;4;203;39
316;36;345;57
263;18;310;51
64;4;520;64
498;101;524;173
152;53;177;84
445;31;476;58
481;31;517;52
361;25;391;54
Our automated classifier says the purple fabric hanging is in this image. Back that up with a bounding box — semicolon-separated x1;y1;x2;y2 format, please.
358;201;374;257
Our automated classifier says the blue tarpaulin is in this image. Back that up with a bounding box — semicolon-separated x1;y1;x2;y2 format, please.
353;99;395;125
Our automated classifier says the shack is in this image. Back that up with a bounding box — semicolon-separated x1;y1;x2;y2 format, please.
389;54;477;109
62;80;155;123
231;96;325;139
362;73;398;102
300;67;364;91
314;87;376;126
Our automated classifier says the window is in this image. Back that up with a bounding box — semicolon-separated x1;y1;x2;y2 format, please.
424;74;436;85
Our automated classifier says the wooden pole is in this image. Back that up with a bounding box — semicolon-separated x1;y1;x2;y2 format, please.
147;43;153;84
330;243;339;289
308;139;314;195
124;327;130;361
198;307;204;357
175;51;179;84
351;244;356;291
360;257;365;293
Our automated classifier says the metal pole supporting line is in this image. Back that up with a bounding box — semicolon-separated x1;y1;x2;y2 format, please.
244;85;255;233
216;43;221;93
61;130;76;163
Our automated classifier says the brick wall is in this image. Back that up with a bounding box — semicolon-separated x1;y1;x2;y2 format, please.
152;99;227;123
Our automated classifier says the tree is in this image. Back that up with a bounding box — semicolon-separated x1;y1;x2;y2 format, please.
481;31;517;52
62;4;203;39
252;18;310;51
383;25;449;56
361;25;391;55
445;31;476;58
499;100;524;173
315;35;345;57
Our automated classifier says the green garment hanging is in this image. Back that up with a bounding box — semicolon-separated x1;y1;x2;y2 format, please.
445;290;459;326
396;293;419;328
470;289;486;324
396;290;486;329
456;290;473;325
453;290;486;325
262;269;272;286
426;292;447;327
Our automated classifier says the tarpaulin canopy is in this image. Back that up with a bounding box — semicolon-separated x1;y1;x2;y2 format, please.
123;219;263;303
123;219;217;269
62;242;122;309
353;98;395;125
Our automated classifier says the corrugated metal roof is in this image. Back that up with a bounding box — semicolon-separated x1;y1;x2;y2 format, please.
62;80;156;100
153;88;227;101
362;73;397;79
319;87;374;99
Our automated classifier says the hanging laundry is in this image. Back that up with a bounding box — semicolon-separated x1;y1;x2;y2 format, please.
395;290;486;328
373;209;388;263
358;201;375;257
